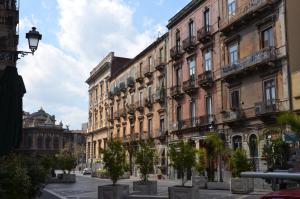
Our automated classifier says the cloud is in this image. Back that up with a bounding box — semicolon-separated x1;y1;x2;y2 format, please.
19;0;163;129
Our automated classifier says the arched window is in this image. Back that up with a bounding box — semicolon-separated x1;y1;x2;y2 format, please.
249;134;258;157
27;135;32;148
232;135;242;150
45;136;51;149
37;136;43;149
53;137;59;149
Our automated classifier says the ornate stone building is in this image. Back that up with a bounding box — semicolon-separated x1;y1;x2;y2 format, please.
18;108;86;161
85;52;131;169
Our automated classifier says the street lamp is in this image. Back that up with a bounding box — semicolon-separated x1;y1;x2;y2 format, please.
25;27;42;55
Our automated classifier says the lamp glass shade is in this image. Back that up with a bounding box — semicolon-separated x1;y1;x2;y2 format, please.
26;27;42;53
28;37;39;51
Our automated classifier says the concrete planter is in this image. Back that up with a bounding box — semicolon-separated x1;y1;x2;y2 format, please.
230;178;254;194
192;176;207;189
168;186;199;199
207;182;230;190
98;184;129;199
133;180;157;195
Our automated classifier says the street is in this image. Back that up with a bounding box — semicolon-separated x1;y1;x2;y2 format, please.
39;174;270;199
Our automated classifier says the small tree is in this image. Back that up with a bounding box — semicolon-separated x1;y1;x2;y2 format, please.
194;148;206;176
169;140;196;186
102;139;126;185
229;149;251;178
56;154;77;174
204;132;224;182
135;140;157;182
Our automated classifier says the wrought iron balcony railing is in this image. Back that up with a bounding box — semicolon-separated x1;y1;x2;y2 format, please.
182;36;197;53
155;57;166;71
221;47;277;78
135;71;143;83
170;45;183;60
126;103;135;115
255;99;283;116
220;0;279;32
119;82;126;92
182;76;197;95
222;109;244;123
155;88;166;103
127;76;135;87
135;101;144;112
197;26;213;43
170;85;183;99
198;70;213;89
145;95;154;108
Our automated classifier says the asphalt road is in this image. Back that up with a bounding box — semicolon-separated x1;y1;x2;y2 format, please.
38;174;270;199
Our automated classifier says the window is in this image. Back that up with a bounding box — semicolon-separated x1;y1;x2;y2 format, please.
188;21;194;38
204;9;210;32
148;86;152;100
37;136;43;149
176;31;180;49
160;116;165;132
264;79;276;106
45;136;51;149
175;68;181;85
228;0;236;16
232;135;242;150
139;91;143;105
206;95;212;115
204;50;212;71
117;128;120;138
100;84;103;97
148;56;153;70
249;134;258;157
228;43;238;65
190;100;196;125
148;118;152;137
139;63;143;76
139;120;143;134
262;27;274;48
123;127;126;138
188;56;195;78
98;140;102;158
159;48;164;62
176;106;181;123
230;90;240;109
87;142;91;158
131;93;134;105
93;141;96;158
53;137;59;149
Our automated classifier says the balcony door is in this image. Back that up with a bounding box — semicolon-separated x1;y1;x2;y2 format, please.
230;90;240;110
176;105;181;128
264;79;276;107
262;27;274;48
204;9;210;32
204;50;212;71
190;100;196;126
228;42;238;65
188;56;195;80
188;20;194;39
206;95;213;122
175;68;181;86
176;31;180;50
228;0;236;17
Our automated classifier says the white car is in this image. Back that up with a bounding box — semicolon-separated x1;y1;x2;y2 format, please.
82;168;92;175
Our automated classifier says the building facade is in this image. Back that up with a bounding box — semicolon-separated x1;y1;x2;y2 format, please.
19;108;86;161
107;34;169;176
85;52;131;169
85;0;298;180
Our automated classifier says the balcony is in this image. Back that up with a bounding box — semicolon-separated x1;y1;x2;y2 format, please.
135;71;144;83
255;100;284;117
220;0;279;34
198;70;213;89
221;47;277;79
108;91;114;100
182;76;198;95
156;129;166;140
170;45;183;61
126;104;135;115
155;88;166;104
114;86;121;96
145;95;154;109
170;85;184;100
119;82;126;93
143;65;154;78
222;109;244;124
120;108;127;118
155;57;166;71
182;36;197;53
197;26;213;44
114;111;120;120
135;101;144;112
127;76;135;88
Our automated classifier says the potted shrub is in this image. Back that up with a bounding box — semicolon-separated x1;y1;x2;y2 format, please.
98;139;129;199
192;148;207;189
55;153;77;183
168;140;198;199
229;148;253;194
133;140;157;195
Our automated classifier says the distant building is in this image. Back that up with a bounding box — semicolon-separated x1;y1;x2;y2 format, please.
18;108;86;162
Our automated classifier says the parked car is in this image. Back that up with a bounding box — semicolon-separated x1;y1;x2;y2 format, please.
82;168;92;175
260;188;300;199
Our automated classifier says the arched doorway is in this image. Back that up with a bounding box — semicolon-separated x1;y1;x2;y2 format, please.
249;134;259;171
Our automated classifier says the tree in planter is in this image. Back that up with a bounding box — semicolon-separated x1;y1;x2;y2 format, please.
278;112;300;135
229;149;252;178
169;140;196;186
135;140;157;182
194;148;206;176
204;132;224;182
102;139;126;185
56;153;77;174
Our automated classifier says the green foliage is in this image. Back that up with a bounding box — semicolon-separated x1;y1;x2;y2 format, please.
102;139;126;185
229;149;251;178
0;154;47;199
40;155;56;172
56;154;77;174
262;138;290;171
169;140;196;186
204;132;224;181
135;140;157;181
194;148;206;176
277;112;300;134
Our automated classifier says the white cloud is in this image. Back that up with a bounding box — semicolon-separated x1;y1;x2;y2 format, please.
19;0;164;129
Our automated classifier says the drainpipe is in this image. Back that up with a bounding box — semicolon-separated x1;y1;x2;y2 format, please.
283;0;293;112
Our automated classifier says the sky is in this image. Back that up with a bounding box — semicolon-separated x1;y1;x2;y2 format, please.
18;0;190;130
